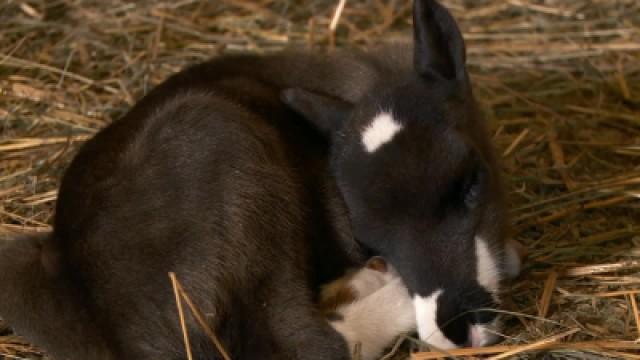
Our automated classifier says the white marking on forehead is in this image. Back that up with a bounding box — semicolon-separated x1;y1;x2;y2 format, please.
413;290;457;350
361;112;403;153
475;236;500;294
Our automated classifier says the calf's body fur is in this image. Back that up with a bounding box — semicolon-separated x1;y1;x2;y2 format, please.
0;47;417;359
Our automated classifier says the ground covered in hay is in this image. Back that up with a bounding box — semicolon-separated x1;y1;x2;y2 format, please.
1;0;639;359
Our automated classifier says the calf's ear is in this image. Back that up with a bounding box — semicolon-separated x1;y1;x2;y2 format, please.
413;0;467;81
281;88;353;137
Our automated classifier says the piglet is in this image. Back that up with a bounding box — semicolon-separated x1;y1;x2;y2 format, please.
320;257;415;360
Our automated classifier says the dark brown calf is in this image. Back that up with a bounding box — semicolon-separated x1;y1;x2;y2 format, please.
0;0;518;358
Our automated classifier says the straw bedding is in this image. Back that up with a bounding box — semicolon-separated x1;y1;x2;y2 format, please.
1;0;639;358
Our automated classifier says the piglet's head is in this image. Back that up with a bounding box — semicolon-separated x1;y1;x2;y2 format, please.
283;0;521;350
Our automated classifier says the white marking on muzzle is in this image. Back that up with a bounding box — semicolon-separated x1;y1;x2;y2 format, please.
475;236;500;294
361;112;403;152
413;290;457;350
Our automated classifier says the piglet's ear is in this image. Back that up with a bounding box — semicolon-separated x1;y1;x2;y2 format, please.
365;256;388;273
281;88;352;137
413;0;466;80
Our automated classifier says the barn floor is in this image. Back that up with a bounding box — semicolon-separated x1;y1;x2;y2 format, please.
1;0;640;359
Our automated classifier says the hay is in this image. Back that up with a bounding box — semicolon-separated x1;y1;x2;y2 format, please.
1;0;639;359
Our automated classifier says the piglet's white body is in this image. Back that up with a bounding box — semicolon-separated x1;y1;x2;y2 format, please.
332;278;415;360
322;261;416;360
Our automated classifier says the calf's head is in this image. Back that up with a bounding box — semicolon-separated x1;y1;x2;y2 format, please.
284;0;521;349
